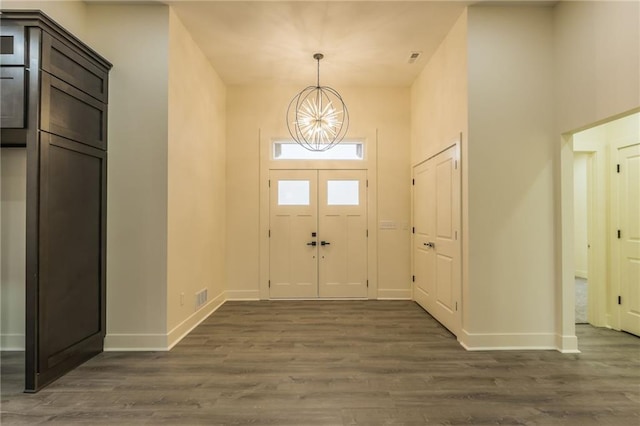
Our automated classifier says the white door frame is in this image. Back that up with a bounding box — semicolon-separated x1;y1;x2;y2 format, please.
572;146;608;327
258;133;378;300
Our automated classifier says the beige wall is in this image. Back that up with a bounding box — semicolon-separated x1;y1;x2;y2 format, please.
0;149;26;350
226;85;411;299
411;10;468;164
465;6;557;348
166;9;227;343
1;0;87;38
86;4;170;349
555;1;640;134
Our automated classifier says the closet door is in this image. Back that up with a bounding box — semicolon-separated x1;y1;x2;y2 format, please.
25;132;106;392
412;144;461;336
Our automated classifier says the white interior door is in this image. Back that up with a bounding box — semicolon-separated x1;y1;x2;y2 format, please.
269;169;367;299
413;160;436;312
318;170;368;298
269;170;318;298
618;143;640;336
412;145;461;335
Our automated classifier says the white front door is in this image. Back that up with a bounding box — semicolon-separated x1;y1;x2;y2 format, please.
269;170;318;298
269;169;367;299
318;170;368;298
618;143;640;336
412;145;461;335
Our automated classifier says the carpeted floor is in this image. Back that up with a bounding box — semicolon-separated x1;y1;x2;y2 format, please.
575;277;588;324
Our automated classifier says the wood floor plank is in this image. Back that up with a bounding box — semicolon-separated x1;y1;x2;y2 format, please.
1;301;639;425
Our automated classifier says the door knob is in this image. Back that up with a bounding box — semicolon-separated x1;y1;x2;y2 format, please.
307;241;317;246
321;241;331;246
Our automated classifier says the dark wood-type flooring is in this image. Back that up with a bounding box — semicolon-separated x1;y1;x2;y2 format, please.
1;301;639;425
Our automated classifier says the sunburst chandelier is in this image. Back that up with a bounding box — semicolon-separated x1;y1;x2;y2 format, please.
286;53;349;151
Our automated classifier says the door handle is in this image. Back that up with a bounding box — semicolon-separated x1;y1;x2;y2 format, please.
321;241;331;246
307;241;317;246
423;242;435;248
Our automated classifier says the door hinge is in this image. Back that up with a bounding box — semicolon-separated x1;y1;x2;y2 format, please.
412;227;415;234
268;280;271;288
455;160;458;170
617;229;621;239
366;179;369;187
455;230;458;240
618;295;621;305
366;229;369;237
269;229;271;237
616;164;620;173
268;179;271;187
412;275;415;282
455;301;458;311
412;178;415;185
367;280;369;288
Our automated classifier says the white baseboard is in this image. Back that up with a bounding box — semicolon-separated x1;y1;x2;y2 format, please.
459;329;558;351
225;290;260;300
0;333;25;351
555;332;580;353
105;292;226;351
167;291;225;349
377;288;412;300
104;333;169;351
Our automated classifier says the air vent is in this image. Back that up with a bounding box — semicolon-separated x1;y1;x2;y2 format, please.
408;51;422;64
195;288;208;310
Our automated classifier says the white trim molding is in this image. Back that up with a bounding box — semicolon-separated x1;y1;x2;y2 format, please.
225;290;260;301
105;292;225;351
377;289;412;300
459;329;560;351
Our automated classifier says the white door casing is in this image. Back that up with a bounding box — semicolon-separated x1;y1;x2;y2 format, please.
269;169;367;299
618;143;640;336
412;144;461;335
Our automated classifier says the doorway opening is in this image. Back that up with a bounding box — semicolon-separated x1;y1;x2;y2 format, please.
562;111;640;346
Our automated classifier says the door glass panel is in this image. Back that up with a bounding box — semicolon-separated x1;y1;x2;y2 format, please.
327;180;359;205
278;180;310;205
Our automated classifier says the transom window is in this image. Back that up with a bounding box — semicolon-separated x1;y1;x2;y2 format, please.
273;141;364;160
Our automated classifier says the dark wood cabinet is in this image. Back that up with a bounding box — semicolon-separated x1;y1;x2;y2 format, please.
0;10;111;393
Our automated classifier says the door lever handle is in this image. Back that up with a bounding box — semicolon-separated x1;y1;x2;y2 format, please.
307;241;317;246
321;241;331;246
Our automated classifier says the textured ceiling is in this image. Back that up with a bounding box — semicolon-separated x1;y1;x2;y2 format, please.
168;1;470;87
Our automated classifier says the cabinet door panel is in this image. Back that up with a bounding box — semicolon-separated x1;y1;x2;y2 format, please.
27;132;106;391
41;73;107;150
42;32;108;103
0;67;26;128
0;22;26;65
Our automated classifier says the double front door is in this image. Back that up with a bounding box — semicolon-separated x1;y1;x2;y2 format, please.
269;169;367;298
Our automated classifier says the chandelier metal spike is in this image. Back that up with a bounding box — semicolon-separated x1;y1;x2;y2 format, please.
286;53;349;152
